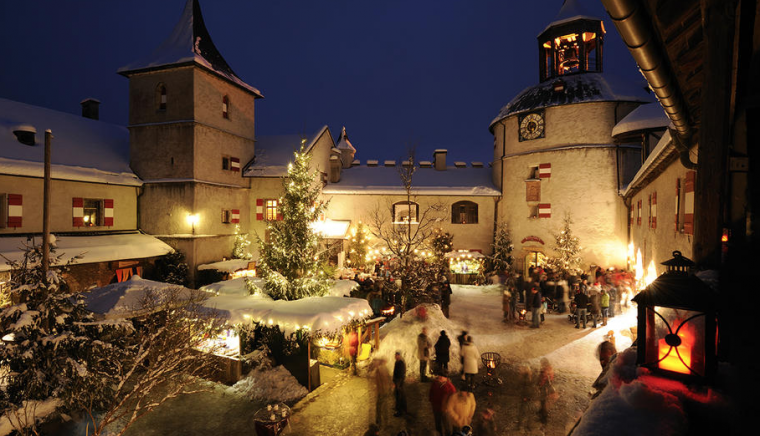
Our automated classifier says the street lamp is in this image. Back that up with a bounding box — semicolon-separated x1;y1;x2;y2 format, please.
186;213;199;235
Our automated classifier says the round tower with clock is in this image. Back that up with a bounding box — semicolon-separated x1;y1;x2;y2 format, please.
490;0;652;274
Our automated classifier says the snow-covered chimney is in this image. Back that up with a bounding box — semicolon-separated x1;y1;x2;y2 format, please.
434;149;447;171
336;127;356;169
80;98;100;120
329;155;341;183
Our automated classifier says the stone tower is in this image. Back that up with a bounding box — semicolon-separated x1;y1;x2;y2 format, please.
490;0;652;274
119;0;262;281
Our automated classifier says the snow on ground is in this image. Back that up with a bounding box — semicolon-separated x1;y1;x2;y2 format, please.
0;399;61;436
230;365;308;403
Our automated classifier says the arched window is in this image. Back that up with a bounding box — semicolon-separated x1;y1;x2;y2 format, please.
157;83;167;111
451;201;478;224
222;95;229;119
393;201;419;224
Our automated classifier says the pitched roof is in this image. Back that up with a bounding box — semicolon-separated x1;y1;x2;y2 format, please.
118;0;262;98
612;102;671;137
243;126;331;177
489;73;653;131
335;127;356;152
540;0;602;36
0;97;140;186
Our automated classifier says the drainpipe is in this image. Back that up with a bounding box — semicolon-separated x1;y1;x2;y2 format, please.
602;0;697;169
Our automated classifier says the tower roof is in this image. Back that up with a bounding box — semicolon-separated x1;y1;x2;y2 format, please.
540;0;602;36
118;0;262;98
336;127;356;152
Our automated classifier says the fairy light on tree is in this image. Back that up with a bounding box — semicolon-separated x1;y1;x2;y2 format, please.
488;222;515;275
255;140;329;300
547;214;583;279
347;221;372;268
232;224;252;260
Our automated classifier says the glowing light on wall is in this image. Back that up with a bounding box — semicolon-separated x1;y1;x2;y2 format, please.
645;260;658;286
634;249;644;282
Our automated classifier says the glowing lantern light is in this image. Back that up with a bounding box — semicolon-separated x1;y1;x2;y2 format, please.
645;260;658;286
632;251;718;382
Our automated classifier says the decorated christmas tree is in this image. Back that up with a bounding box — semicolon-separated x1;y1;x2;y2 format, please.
347;221;372;269
232;224;252;260
256;140;329;300
489;222;515;274
547;214;583;279
431;228;454;278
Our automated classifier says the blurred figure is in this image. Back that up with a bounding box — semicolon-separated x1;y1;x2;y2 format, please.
371;357;392;426
457;330;468;380
446;388;476;435
417;327;432;382
393;351;408;417
502;288;512;322
429;369;456;436
434;330;451;376
461;336;480;391
473;407;497;436
537;357;557;425
516;364;537;432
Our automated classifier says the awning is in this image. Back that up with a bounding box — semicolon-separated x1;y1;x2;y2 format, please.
0;232;174;272
310;219;351;239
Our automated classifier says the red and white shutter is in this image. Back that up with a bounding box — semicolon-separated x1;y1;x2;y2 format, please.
637;200;642;226
104;199;114;226
538;203;551;218
684;171;695;235
651;192;657;229
7;194;22;228
231;209;240;224
538;163;551;178
231;157;240;172
73;197;84;227
675;179;681;232
256;199;264;221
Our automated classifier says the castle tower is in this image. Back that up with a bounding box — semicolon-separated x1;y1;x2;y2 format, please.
490;0;651;274
335;127;356;169
119;0;262;281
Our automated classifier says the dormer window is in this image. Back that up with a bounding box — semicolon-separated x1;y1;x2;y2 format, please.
13;126;37;146
157;83;167;111
222;95;229;119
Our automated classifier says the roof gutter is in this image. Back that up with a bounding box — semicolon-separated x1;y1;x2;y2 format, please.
601;0;697;169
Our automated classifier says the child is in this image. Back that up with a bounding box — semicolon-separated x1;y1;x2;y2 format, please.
540;297;548;322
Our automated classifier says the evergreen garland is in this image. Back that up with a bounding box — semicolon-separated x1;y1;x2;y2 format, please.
257;141;330;300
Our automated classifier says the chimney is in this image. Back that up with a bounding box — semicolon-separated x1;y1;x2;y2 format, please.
80;98;101;120
329;155;341;183
384;160;396;167
433;149;447;171
336;127;356;169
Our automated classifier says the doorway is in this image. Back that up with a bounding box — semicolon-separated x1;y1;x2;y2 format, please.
524;251;547;277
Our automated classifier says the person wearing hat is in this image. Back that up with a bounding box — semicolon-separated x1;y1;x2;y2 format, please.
392;351;407;417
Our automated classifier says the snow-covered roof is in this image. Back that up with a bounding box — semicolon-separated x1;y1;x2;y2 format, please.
0;98;140;186
335;127;355;152
621;129;678;197
244;126;331;177
323;165;501;196
489;73;654;130
0;232;174;272
84;276;196;319
612;103;672;137
540;0;602;36
198;259;253;273
117;0;262;98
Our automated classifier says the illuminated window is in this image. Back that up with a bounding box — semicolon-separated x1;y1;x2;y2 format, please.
452;201;478;224
157;83;167;111
265;199;279;221
83;199;102;227
393;201;418;224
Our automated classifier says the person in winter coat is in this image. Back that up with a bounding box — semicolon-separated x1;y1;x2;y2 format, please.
440;280;453;318
417;327;432;381
456;330;468;379
371;357;392;426
434;330;451;375
589;288;601;328
502;289;512;322
461;336;480;391
530;286;542;328
347;329;359;375
392;351;407;416
445;389;476;434
600;288;610;326
537;357;556;424
428;371;456;436
574;289;589;329
473;407;497;436
510;286;519;320
516;364;537;432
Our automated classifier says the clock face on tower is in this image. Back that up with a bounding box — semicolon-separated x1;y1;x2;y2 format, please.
518;111;545;141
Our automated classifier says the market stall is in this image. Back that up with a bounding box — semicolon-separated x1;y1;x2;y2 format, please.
445;250;485;284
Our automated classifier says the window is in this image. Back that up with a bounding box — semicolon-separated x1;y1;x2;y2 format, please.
265;200;279;221
222;95;229;119
393;201;418;224
451;201;478;224
222;156;230;170
83;199;102;227
157;83;167;111
0;194;21;228
73;197;113;227
221;209;231;224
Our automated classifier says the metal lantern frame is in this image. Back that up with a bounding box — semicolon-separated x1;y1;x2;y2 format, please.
480;352;503;387
632;251;718;382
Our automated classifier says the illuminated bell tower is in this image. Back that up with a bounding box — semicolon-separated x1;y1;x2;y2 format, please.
537;0;604;81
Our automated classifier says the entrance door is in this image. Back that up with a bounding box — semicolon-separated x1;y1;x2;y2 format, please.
524;251;547;277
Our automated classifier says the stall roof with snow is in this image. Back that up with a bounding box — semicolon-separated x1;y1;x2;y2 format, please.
0;232;174;272
243;126;331;178
0;98;139;186
118;0;261;98
84;276;196;319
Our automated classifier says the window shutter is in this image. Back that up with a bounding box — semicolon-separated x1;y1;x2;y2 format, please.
73;197;84;227
231;209;240;224
7;194;22;228
675;179;681;232
256;199;264;221
104;199;114;226
684;171;695;235
637;200;642;226
651;192;657;229
538;163;551;178
231;157;240;172
538;203;551;218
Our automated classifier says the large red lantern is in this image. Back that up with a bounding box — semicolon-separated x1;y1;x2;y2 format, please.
632;251;718;381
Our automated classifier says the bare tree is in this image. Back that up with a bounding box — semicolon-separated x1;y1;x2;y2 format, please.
368;149;445;309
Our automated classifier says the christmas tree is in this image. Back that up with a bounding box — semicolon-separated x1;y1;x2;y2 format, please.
547;215;583;279
431;228;454;279
347;221;372;269
489;222;514;274
232;224;252;259
256;140;329;300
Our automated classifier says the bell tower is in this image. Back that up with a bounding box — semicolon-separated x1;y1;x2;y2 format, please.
537;0;605;82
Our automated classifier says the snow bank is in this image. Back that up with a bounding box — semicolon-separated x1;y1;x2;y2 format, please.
229;365;308;404
84;276;195;319
327;279;359;297
0;399;61;436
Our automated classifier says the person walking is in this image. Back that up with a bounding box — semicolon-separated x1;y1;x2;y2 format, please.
392;351;407;417
461;336;480;391
428;370;456;436
537;357;556;425
502;289;512;323
434;330;451;376
589;288;601;328
510;285;519;320
456;330;468;380
530;286;542;328
574;288;589;329
445;388;476;435
347;328;359;375
417;327;432;381
371;357;392;426
441;279;453;318
600;288;610;326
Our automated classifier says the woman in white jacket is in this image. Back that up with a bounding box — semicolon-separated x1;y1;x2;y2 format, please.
460;336;480;391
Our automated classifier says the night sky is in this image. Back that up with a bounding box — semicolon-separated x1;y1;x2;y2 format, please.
0;0;641;164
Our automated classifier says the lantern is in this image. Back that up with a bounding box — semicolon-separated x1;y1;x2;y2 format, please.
480;352;503;386
632;251;718;382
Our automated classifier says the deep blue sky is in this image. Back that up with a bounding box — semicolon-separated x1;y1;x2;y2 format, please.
0;0;641;164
